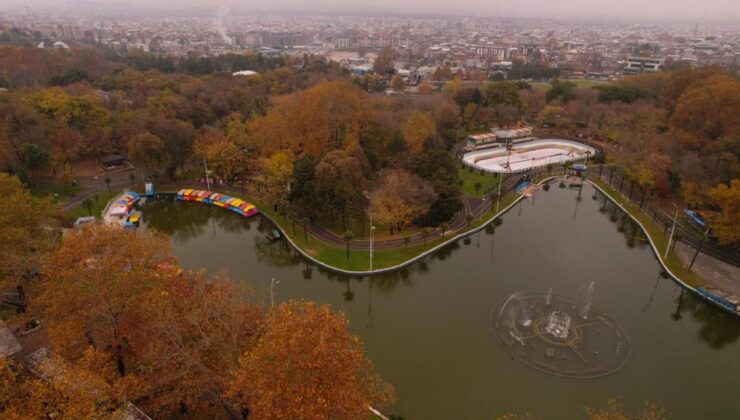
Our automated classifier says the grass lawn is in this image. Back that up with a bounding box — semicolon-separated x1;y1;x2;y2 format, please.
256;190;522;271
311;216;422;241
459;167;500;197
32;182;82;200
531;79;610;91
67;190;117;219
588;176;704;288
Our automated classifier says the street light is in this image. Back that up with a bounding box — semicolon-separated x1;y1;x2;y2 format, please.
664;204;679;259
202;151;211;192
363;191;375;272
496;173;503;212
370;225;376;271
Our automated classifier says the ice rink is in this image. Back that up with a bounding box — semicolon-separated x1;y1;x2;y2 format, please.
462;139;596;174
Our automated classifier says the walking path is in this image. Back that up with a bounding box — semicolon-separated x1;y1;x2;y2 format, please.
675;242;740;296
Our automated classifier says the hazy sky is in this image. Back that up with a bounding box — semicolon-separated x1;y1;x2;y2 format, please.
6;0;740;21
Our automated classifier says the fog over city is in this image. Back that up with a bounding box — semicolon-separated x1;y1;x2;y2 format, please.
3;0;740;21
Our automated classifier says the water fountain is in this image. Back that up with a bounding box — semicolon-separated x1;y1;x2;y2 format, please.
581;281;594;319
490;288;631;379
544;310;572;340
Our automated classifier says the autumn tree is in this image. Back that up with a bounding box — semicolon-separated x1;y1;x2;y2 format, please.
196;131;245;185
127;132;169;177
262;151;294;209
0;350;142;419
314;149;367;228
226;301;395;420
391;74;405;92
537;105;566;128
433;65;453;81
372;47;394;76
0;173;61;311
418;80;433;94
36;225;177;377
134;272;264;417
146;117;196;177
670;75;740;141
708;179;740;245
247;81;369;158
25;87;109;131
369;169;437;234
401;111;437;155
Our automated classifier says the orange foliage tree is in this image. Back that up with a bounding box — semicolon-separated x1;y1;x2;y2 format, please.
247;81;369;158
369;168;437;234
227;301;395;420
708;180;740;245
36;225;177;377
0;174;61;308
134;272;264;417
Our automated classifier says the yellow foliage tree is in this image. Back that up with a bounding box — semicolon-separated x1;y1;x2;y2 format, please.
708;179;740;245
401;111;437;154
262;151;294;208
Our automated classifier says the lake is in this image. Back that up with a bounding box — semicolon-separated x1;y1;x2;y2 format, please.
140;181;740;419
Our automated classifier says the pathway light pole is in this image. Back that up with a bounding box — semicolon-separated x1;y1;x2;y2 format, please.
664;204;679;259
688;227;710;271
363;191;376;271
202;151;211;192
370;225;376;271
496;174;503;212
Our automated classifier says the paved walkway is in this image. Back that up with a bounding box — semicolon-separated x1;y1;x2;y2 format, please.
675;241;740;296
588;170;740;301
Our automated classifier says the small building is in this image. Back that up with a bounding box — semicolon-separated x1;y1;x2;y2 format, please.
494;126;534;144
100;154;125;169
623;56;664;75
467;132;498;150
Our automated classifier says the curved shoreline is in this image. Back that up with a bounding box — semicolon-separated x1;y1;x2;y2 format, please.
103;175;736;316
257;176;737;316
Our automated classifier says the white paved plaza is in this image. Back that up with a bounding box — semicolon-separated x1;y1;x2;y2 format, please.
462;139;596;173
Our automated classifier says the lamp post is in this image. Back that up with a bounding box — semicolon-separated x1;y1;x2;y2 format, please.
202;151;211;192
370;224;376;271
363;191;376;272
664;204;678;259
496;173;503;212
688;227;710;271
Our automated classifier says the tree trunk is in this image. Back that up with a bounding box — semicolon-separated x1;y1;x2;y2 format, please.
116;344;126;377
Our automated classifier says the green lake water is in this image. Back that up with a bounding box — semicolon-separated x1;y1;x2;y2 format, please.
140;182;740;419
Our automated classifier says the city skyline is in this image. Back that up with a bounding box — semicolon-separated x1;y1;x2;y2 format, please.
3;0;740;22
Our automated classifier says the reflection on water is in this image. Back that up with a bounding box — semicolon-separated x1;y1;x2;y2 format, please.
139;185;740;420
